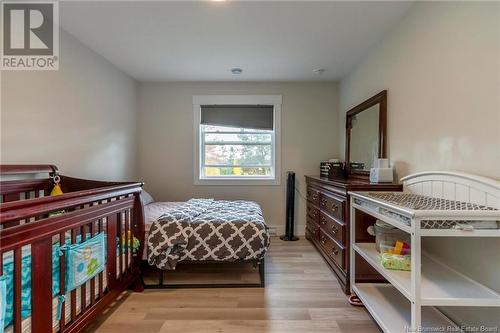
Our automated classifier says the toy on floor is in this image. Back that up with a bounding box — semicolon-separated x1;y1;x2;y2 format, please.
348;294;364;307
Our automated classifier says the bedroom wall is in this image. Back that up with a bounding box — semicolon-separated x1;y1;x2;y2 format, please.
137;82;339;235
338;2;500;327
1;30;137;181
338;1;500;180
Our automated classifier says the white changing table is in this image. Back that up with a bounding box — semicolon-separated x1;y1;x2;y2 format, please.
349;171;500;333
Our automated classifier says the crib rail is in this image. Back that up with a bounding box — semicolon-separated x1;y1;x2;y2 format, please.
0;181;144;225
0;164;58;175
0;166;145;333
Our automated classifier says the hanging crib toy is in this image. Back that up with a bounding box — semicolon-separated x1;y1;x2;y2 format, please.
50;173;63;196
49;173;65;217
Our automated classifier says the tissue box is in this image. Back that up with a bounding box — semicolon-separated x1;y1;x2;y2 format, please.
370;168;394;183
373;158;389;168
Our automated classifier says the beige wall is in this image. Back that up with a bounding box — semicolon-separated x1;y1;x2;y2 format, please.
137;82;338;234
339;1;500;180
1;30;137;181
338;2;500;327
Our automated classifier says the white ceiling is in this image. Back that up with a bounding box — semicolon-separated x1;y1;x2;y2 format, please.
60;1;413;82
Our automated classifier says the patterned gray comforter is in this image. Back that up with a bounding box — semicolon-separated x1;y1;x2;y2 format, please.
147;199;270;270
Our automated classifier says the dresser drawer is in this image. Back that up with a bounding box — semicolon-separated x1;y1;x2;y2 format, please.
319;211;345;245
306;203;320;222
319;192;345;221
306;187;320;205
319;230;345;269
306;217;320;241
305;227;315;242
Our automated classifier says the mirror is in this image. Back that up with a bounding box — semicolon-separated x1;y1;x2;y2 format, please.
350;105;380;170
345;90;387;175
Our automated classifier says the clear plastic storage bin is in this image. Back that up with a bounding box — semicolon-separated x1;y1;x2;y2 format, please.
367;220;410;254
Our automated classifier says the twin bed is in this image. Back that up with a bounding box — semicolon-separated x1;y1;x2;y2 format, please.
0;165;270;333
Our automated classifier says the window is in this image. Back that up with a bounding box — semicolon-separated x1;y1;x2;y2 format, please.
201;124;273;177
193;95;281;185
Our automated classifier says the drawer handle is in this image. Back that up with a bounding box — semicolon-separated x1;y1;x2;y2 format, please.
332;248;339;256
320;199;327;207
321;216;327;225
320;237;326;245
331;204;338;212
332;226;338;234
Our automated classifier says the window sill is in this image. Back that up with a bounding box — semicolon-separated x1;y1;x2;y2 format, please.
194;177;280;186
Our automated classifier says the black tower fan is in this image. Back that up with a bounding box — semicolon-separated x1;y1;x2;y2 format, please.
280;171;299;241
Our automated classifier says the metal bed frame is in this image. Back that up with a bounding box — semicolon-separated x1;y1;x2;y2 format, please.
141;258;265;289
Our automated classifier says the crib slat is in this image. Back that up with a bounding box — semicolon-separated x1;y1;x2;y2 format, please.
90;221;96;305
81;225;87;311
98;219;104;297
31;238;53;333
117;213;123;279
59;232;66;332
125;210;129;272
107;214;118;289
71;229;77;322
14;248;22;333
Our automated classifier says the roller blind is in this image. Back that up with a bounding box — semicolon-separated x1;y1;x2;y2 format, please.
200;105;274;130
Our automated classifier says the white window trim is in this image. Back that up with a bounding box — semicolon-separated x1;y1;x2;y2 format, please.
193;95;282;186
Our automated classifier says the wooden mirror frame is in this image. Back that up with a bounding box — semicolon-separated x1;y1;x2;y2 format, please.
345;90;387;178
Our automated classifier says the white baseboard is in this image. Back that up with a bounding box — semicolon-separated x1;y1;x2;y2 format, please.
268;224;305;237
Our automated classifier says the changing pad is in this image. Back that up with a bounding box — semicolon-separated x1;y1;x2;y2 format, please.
357;193;499;229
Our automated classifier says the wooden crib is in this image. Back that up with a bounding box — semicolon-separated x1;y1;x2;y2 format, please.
0;165;145;333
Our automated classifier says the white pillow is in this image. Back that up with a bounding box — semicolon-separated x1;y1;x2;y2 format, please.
140;190;155;205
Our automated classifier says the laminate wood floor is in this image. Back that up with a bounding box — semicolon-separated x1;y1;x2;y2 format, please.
84;237;379;333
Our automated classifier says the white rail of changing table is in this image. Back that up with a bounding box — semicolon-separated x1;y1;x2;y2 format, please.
401;171;500;209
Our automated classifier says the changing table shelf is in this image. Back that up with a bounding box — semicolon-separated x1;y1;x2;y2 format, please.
352;283;456;333
353;243;500;307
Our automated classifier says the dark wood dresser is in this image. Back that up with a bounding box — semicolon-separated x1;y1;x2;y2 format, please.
305;175;402;294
